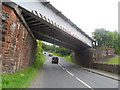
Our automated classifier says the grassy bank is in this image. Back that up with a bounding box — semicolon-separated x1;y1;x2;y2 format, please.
52;53;62;57
103;56;120;65
2;53;45;88
52;53;74;64
64;55;75;64
2;40;45;88
0;74;1;89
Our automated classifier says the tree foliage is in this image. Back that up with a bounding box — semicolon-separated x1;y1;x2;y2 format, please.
42;43;72;56
92;28;120;55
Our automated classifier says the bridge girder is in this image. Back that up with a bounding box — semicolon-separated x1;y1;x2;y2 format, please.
20;7;92;51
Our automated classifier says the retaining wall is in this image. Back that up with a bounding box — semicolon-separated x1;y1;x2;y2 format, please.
2;4;37;73
93;63;120;74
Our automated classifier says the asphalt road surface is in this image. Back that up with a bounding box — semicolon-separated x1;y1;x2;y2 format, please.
29;53;118;89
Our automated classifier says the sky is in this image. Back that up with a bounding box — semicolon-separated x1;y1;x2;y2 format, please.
47;0;119;37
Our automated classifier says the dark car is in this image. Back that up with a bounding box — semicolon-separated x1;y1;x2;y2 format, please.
52;57;59;64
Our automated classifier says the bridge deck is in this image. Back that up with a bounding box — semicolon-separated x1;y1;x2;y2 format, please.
3;1;95;51
21;7;90;50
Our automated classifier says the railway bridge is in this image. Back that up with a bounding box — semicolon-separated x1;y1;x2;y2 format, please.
2;0;96;73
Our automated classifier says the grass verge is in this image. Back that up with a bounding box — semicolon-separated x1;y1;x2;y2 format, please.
2;53;45;88
52;53;63;57
103;56;120;65
64;55;75;64
0;73;1;89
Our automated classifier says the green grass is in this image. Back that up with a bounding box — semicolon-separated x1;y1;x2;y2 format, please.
103;56;120;65
2;53;45;88
52;53;63;57
0;73;1;89
64;55;75;64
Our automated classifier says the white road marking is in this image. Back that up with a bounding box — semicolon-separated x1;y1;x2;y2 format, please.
58;64;66;70
76;77;94;90
66;70;74;76
58;64;94;90
59;64;74;76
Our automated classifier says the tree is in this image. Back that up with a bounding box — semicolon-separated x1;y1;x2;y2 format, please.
92;28;110;46
42;43;72;56
92;28;119;55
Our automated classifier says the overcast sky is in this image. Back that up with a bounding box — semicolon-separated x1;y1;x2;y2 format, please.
47;0;119;37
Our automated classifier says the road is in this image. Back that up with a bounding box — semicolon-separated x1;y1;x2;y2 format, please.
29;53;118;89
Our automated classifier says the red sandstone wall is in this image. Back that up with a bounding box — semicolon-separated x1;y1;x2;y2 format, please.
2;4;37;73
93;47;115;62
0;0;2;73
93;63;120;74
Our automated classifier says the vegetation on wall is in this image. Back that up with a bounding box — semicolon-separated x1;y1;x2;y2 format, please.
92;28;120;55
2;40;45;88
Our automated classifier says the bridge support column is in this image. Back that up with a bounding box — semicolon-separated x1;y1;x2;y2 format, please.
72;48;94;68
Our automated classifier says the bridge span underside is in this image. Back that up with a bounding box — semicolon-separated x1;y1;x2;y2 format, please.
3;1;94;67
20;6;94;67
21;9;90;50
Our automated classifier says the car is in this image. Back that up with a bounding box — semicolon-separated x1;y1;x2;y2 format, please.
52;57;59;64
49;53;53;57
